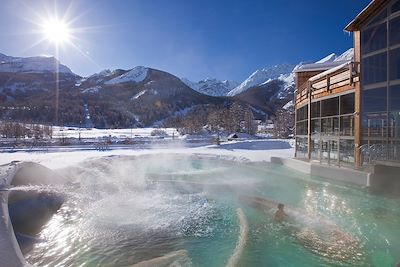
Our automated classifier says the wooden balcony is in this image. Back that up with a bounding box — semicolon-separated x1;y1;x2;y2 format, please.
295;62;359;108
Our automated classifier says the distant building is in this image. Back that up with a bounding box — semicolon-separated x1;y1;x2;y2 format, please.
294;0;400;167
258;120;275;135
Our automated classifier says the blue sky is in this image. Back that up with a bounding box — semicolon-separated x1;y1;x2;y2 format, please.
0;0;370;81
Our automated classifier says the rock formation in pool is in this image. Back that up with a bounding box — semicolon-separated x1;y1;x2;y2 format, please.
7;162;68;253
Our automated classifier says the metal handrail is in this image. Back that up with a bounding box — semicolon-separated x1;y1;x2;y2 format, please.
360;143;400;165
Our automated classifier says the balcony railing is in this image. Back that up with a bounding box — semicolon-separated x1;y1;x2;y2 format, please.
295;62;360;106
360;143;400;165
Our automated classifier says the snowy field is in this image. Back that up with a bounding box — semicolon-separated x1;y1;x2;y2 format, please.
51;127;179;139
0;138;294;169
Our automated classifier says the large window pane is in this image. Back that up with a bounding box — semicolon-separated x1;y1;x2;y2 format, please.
361;23;387;54
341;93;355;114
389;85;400;138
296;137;308;158
321;141;329;163
330;140;339;162
310;139;320;160
311;101;320;118
296;105;308;121
392;0;400;14
340;140;355;164
367;9;387;26
390;47;400;81
363;87;387;112
341;115;354;136
296;121;308;135
321;97;339;117
321;118;333;134
362;52;387;85
362;113;388;137
390;16;400;46
362;88;388;138
311;119;320;134
389;85;400;110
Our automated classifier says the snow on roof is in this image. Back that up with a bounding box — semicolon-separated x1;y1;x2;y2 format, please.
294;49;354;74
293;61;349;73
308;62;350;82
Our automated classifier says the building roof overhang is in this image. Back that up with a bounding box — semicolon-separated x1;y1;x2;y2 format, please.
345;0;391;32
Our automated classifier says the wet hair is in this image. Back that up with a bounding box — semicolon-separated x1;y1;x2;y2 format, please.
278;203;284;209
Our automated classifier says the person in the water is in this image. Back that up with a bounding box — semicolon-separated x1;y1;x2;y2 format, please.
274;203;288;222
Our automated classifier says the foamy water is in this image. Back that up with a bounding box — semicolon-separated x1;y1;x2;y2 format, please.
13;155;400;267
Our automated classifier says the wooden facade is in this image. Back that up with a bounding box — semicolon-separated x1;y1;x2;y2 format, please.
295;63;360;108
294;62;360;166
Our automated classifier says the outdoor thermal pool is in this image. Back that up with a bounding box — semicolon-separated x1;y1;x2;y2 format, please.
7;154;400;267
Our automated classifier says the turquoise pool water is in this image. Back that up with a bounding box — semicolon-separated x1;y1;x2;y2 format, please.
22;155;400;267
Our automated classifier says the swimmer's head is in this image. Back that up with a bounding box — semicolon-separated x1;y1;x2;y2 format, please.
278;203;284;210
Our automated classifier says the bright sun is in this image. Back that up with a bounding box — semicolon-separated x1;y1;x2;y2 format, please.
42;19;71;44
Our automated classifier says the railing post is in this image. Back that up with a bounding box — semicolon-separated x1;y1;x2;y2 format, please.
326;75;330;92
349;62;354;85
307;81;312;160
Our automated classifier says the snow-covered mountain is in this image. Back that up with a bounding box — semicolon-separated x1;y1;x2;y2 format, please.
315;48;354;64
315;53;336;63
227;64;294;96
230;48;354;113
229;48;354;100
334;48;354;62
105;66;148;85
0;53;74;74
0;48;355;127
86;69;113;81
181;78;239;96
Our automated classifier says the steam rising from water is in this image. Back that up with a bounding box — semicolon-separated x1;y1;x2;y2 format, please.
16;154;400;267
24;155;241;266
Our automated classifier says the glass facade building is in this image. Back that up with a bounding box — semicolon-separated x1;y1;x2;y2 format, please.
294;0;400;167
361;0;400;162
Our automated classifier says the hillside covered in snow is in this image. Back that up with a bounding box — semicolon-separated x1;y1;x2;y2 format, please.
227;64;294;97
0;48;354;128
181;78;239;97
0;53;74;74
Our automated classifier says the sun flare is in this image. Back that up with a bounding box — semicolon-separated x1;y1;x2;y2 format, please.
41;19;71;44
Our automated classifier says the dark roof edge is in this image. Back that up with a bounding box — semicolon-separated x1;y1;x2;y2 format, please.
344;0;390;32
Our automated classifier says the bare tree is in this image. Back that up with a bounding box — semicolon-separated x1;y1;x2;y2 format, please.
243;105;256;134
273;105;295;138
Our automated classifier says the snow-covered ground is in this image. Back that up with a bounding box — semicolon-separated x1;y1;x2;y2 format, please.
0;139;294;169
52;127;179;139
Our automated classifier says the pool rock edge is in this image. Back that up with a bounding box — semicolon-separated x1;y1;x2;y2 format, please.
0;162;34;267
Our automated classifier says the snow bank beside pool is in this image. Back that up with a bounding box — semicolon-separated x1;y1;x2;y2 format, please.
0;139;294;169
52;127;179;139
210;139;293;150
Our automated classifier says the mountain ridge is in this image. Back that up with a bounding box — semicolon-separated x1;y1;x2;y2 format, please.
0;53;75;75
0;49;354;127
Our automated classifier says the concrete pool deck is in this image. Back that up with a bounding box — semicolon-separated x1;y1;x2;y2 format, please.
270;157;372;187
